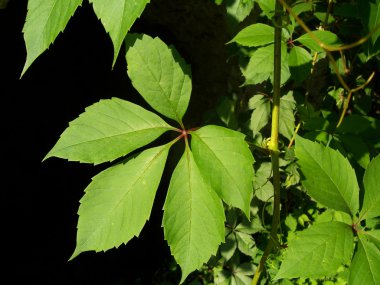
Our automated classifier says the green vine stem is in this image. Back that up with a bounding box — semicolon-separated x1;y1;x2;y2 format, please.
251;1;282;284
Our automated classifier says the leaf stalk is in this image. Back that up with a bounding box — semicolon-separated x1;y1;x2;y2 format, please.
251;1;282;284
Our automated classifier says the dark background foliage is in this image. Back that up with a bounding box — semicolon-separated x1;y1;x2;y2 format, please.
1;0;232;284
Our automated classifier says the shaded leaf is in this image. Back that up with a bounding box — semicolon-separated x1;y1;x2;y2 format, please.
191;125;255;217
22;0;82;76
288;46;312;83
349;234;380;285
248;95;271;136
90;0;150;66
44;98;173;164
253;162;273;202
358;0;380;45
70;144;170;259
295;30;343;52
295;136;359;215
236;231;256;256
163;147;225;283
337;134;370;169
126;34;192;123
360;154;380;220
279;92;296;140
229;23;274;47
220;233;237;261
243;43;290;85
275;222;354;280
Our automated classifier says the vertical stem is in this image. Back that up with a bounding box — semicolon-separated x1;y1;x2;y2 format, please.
251;1;282;284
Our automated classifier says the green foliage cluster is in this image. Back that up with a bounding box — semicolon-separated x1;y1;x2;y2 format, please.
21;0;380;284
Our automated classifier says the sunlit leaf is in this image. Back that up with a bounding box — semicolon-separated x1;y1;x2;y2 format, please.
126;34;192;124
275;222;354;280
163;146;225;283
70;144;170;259
255;0;275;19
229;23;274;47
44;98;173;164
360;154;380;220
295;136;360;216
295;30;343;52
90;0;150;66
22;0;82;75
349;234;380;285
191;125;255;217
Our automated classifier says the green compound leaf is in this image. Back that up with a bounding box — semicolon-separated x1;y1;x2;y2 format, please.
360;154;380;220
191;125;255;217
44;98;173;164
274;222;354;280
243;43;290;86
295;136;359;216
126;34;192;124
21;0;82;76
279;92;296;140
90;0;150;66
70;144;170;260
295;30;343;52
163;146;225;283
288;46;312;83
229;23;274;47
248;95;271;137
349;234;380;285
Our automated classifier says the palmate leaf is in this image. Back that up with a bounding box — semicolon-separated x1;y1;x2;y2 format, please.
349;234;380;285
126;34;192;124
360;154;380;220
274;222;354;280
358;0;380;45
70;144;170;259
89;0;150;66
295;136;359;216
21;0;82;76
44;97;174;164
163;146;225;283
191;125;255;217
228;23;274;47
